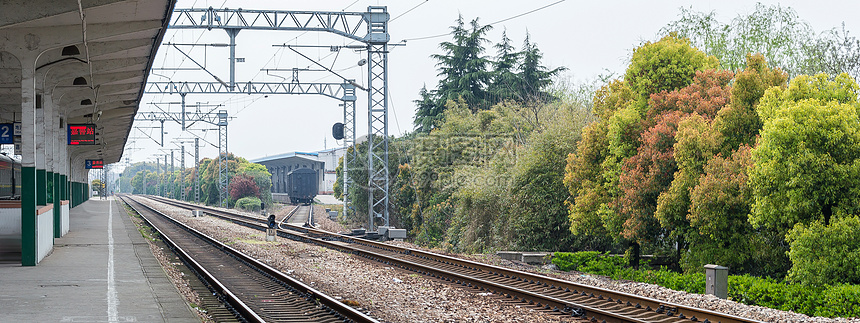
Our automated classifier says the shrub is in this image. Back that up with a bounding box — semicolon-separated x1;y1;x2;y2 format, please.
229;174;260;201
786;215;860;286
553;251;860;317
552;251;601;271
817;284;860;317
235;196;263;212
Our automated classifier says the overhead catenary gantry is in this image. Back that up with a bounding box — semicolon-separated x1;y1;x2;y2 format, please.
135;110;229;206
145;6;392;229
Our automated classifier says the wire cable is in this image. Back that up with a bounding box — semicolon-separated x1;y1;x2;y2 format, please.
400;0;566;42
391;0;430;23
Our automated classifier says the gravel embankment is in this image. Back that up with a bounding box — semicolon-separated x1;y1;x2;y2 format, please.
137;199;859;323
141;199;578;323
389;244;860;323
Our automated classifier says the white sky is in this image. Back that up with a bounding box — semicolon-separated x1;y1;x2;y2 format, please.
124;0;860;171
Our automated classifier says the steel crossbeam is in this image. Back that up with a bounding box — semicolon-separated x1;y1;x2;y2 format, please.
146;81;349;100
170;7;369;42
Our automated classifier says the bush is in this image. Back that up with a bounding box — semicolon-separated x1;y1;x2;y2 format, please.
786;215;860;286
235;196;262;212
553;251;860;317
552;251;601;271
817;284;860;317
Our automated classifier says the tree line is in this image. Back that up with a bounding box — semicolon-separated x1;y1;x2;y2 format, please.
120;154;273;210
335;4;860;286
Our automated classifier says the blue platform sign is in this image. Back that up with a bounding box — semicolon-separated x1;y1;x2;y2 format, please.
85;159;104;169
0;124;13;144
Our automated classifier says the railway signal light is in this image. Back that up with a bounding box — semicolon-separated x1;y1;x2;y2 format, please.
332;122;344;140
268;214;276;229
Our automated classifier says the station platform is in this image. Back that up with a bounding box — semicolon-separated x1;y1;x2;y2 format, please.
0;198;200;322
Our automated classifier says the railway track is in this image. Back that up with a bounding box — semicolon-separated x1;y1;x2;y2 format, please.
142;195;761;323
284;204;313;226
118;195;378;323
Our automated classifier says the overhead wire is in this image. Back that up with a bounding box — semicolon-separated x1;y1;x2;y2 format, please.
399;0;567;42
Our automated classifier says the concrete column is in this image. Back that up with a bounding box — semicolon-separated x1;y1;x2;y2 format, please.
35;94;46;206
45;94;61;237
60;115;68;202
21;58;38;266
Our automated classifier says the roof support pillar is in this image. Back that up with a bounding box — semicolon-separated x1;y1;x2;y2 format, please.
21;57;38;266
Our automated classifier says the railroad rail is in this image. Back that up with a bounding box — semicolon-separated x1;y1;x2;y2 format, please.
283;203;313;226
141;195;761;323
118;195;378;323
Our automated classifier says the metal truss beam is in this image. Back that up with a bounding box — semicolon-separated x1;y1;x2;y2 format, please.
146;81;351;100
136;110;226;126
170;7;375;42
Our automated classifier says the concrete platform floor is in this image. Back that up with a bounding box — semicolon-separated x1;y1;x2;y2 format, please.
0;198;200;322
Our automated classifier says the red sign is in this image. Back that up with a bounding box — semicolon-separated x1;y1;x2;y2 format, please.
68;124;96;145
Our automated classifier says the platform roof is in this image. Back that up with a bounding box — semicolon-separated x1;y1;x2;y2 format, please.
0;0;176;164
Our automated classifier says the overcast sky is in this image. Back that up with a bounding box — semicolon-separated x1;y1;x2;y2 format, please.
125;0;860;171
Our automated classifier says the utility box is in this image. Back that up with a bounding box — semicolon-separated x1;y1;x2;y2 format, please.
705;264;728;299
328;211;338;220
266;228;277;242
191;210;203;217
387;229;407;240
377;226;390;237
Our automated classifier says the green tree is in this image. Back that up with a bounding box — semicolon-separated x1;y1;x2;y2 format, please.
516;33;566;102
713;54;787;155
413;85;444;133
237;162;272;207
488;30;520;103
750;73;860;233
433;16;493;112
786;215;860;285
623;34;718;106
510;103;588;251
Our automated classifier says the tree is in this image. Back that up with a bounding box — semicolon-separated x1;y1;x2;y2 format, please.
565;121;612;237
663;4;860;78
413;85;444;133
229;174;260;201
516;32;566;102
806;23;860;80
750;73;860;233
432;16;493;112
617;111;684;246
237;162;272;207
488;30;521;103
510;102;589;251
91;179;104;196
684;146;757;272
623;34;718;106
713;54;787;155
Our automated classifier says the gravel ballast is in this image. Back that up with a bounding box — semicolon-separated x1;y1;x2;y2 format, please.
137;198;859;323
